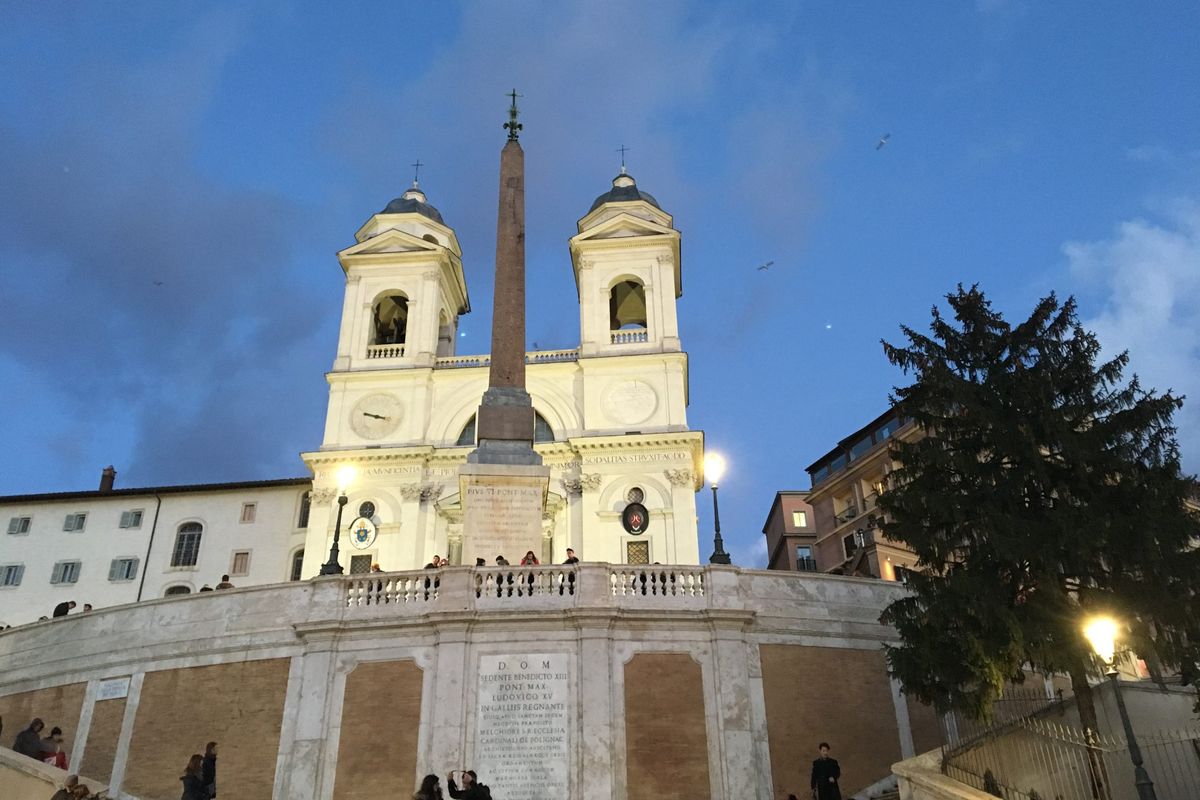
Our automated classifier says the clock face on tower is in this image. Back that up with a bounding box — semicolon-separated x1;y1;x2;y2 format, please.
349;393;403;439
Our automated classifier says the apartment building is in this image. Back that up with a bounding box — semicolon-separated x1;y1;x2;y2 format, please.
761;490;818;571
804;407;919;581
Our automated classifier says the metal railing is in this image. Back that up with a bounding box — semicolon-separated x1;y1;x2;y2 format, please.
941;688;1200;800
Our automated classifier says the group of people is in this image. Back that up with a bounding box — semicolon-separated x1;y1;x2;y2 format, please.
50;774;101;799
414;769;491;800
179;741;219;799
11;717;70;769
47;601;92;619
199;574;236;592
428;548;581;569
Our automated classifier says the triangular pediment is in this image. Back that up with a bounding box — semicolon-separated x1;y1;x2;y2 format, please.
572;212;675;244
339;228;442;258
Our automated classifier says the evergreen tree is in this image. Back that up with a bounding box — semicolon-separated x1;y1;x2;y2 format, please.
878;286;1200;732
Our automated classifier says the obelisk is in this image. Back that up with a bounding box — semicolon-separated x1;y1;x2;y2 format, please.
458;91;550;565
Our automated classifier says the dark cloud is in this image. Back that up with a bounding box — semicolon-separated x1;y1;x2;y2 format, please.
0;10;330;488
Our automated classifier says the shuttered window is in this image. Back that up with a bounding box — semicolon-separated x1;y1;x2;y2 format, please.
51;561;82;584
1;564;24;586
119;510;144;529
109;558;139;581
63;513;87;532
7;516;32;535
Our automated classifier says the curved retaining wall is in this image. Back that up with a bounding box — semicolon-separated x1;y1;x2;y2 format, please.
0;565;941;800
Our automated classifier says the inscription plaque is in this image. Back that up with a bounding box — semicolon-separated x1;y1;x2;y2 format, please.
475;653;570;799
460;464;548;563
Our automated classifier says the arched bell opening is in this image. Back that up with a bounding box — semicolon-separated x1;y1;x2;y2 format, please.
609;279;647;331
437;309;456;357
372;294;410;346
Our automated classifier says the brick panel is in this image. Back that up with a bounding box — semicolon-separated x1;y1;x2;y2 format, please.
624;653;710;800
333;659;424;800
908;699;943;756
80;697;127;783
123;658;290;800
760;644;900;797
0;682;86;762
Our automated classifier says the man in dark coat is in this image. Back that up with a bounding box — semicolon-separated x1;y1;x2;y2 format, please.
447;770;491;800
810;741;842;800
12;718;45;760
52;601;75;618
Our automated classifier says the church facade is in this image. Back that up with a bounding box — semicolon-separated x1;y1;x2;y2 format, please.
0;169;703;625
300;170;702;575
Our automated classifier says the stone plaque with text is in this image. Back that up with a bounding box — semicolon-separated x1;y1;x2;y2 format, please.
475;652;570;799
460;463;548;564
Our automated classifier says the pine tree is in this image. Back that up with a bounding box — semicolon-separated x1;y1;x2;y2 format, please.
878;286;1200;733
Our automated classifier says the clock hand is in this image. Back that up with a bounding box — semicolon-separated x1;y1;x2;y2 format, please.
362;412;388;420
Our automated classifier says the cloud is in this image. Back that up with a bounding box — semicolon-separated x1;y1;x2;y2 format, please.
0;10;330;488
1064;199;1200;473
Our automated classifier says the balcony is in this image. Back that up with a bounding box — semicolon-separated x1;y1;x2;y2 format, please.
833;505;859;526
611;328;648;344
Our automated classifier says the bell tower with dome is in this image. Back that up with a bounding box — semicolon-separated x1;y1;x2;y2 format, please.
571;167;683;357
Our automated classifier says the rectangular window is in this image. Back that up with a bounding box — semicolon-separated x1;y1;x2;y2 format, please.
240;502;257;523
171;531;202;567
119;509;144;529
297;492;311;529
230;550;251;576
625;541;650;565
349;555;373;575
791;510;808;527
894;565;912;585
1;564;25;587
8;516;32;535
796;546;816;572
63;513;87;532
108;557;139;581
51;561;82;584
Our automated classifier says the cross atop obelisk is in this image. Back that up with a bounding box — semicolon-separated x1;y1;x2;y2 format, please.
468;91;540;466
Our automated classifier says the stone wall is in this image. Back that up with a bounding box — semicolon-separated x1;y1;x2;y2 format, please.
0;565;915;800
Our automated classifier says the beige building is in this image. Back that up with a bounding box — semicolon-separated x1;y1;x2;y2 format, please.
804;407;920;581
760;490;817;571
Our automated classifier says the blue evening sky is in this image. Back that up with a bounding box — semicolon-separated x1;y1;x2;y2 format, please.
2;2;1198;565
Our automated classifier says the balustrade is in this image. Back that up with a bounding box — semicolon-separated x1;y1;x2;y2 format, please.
474;566;577;600
436;349;580;369
610;328;649;344
345;573;436;607
610;567;705;598
366;343;406;359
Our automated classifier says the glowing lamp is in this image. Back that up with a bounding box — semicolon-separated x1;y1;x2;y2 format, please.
704;453;727;487
1084;616;1118;665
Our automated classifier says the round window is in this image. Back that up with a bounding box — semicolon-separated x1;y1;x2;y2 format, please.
626;487;645;504
358;501;376;519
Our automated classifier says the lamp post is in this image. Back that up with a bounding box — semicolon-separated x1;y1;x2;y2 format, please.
1083;617;1158;800
704;452;731;565
319;466;356;576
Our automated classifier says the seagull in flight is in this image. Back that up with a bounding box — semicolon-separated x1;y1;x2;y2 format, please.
876;133;891;151
756;260;775;272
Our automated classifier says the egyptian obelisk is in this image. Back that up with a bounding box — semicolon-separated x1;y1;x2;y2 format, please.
458;91;550;564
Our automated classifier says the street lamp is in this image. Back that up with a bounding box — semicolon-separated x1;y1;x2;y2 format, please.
1083;616;1158;800
319;465;356;576
704;452;731;565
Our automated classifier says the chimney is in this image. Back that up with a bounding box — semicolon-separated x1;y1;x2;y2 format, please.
99;466;117;493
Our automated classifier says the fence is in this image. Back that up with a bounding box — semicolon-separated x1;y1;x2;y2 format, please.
941;689;1200;800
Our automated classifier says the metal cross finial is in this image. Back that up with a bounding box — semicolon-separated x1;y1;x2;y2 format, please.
616;144;629;169
411;159;424;185
504;88;524;141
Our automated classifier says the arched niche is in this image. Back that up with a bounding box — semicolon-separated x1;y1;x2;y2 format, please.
371;293;410;346
608;277;647;330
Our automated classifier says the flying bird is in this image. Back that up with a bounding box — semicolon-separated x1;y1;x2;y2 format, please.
756;261;775;272
876;133;891;151
153;281;164;286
